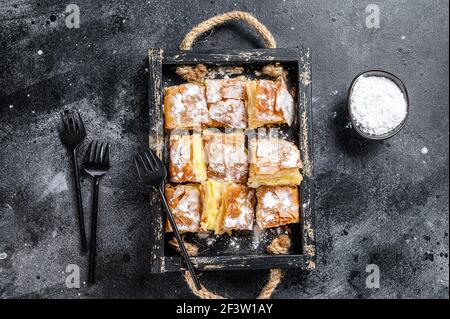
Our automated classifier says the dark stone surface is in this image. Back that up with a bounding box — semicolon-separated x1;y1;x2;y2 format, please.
0;0;448;299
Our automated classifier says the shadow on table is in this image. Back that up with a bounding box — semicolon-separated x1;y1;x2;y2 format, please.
333;99;384;156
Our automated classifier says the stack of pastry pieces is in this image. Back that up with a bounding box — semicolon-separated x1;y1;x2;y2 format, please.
248;137;302;229
165;129;255;235
162;76;302;236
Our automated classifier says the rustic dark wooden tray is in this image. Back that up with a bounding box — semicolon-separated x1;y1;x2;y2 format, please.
148;47;315;273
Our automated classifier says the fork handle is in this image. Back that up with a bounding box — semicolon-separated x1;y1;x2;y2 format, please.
72;149;88;254
158;186;202;291
88;177;100;285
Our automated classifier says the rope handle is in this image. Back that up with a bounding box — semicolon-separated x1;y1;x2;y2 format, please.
169;235;288;299
180;11;277;50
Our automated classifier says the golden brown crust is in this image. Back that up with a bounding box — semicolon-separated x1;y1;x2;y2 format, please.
248;137;302;187
246;79;294;128
256;186;300;229
163;83;210;129
216;183;255;234
165;184;202;233
201;180;255;234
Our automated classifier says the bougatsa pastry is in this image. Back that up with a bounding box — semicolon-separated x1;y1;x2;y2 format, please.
202;130;248;183
165;184;201;233
216;183;255;235
169;132;207;183
205;79;245;102
164;83;210;129
201;180;255;234
248;137;302;188
245;78;294;128
256;186;300;229
205;79;247;129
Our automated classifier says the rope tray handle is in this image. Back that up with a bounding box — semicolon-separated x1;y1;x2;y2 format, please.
180;11;277;50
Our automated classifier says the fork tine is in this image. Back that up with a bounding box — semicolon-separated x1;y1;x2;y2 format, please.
139;153;152;173
90;141;97;163
59;113;66;134
143;151;156;171
75;110;85;134
134;157;145;180
61;112;71;133
84;142;93;163
68;112;76;134
96;142;104;163
103;143;110;166
71;111;80;134
145;149;158;170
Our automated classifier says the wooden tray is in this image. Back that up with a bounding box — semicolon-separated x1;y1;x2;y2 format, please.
148;47;315;273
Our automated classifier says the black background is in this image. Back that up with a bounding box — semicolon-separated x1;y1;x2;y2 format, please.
0;0;448;298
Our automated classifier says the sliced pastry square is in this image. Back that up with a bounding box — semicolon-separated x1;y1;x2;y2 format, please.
164;83;210;129
169;132;207;183
245;78;294;128
256;186;300;229
248;137;302;188
205;79;247;128
216;183;255;235
203;130;248;183
200;180;255;234
165;184;201;233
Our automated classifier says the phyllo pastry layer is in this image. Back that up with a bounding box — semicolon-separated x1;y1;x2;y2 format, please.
248;137;302;188
165;184;202;233
256;186;300;229
245;79;294;128
203;130;248;183
205;79;247;129
216;183;255;235
201;180;255;234
164;83;210;129
201;179;226;232
169;132;207;183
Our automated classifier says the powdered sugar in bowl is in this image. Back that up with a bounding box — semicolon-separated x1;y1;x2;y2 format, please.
348;70;409;140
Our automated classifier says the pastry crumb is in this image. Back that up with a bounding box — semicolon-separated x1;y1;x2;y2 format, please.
176;64;208;82
267;234;291;255
261;63;287;79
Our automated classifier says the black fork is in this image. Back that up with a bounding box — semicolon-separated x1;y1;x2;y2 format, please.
83;141;110;285
58;110;87;254
135;149;202;291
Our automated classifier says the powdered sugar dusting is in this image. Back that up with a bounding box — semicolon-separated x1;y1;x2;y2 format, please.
276;79;294;125
209;99;246;128
205;79;246;128
204;132;248;183
252;138;301;172
222;186;254;231
256;187;300;229
167;83;209;127
166;185;201;233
